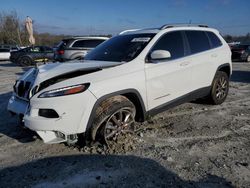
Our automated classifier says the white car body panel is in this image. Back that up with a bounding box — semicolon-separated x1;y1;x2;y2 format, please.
145;56;193;109
7;25;232;144
0;52;10;60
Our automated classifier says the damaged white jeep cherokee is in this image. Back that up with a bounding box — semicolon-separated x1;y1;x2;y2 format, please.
8;24;232;145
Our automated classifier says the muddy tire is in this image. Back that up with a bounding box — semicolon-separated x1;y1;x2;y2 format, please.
19;56;32;67
88;95;136;146
207;71;229;105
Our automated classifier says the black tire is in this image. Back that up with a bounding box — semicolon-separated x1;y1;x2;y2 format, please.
74;56;82;60
207;71;229;105
87;95;136;146
247;55;250;63
19;56;32;66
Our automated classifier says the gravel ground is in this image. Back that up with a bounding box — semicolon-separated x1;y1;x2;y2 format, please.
0;61;249;188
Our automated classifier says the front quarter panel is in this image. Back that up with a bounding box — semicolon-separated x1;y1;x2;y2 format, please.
24;89;97;135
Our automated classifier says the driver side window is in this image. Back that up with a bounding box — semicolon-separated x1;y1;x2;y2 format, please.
152;31;185;60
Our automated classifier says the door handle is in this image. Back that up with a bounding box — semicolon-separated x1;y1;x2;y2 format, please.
180;62;190;66
211;54;218;58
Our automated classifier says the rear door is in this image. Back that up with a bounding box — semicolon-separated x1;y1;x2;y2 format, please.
185;30;221;90
145;31;193;110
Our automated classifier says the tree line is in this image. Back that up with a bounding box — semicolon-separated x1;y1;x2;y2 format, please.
0;11;249;47
0;11;72;47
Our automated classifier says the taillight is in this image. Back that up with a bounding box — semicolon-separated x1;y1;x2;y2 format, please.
57;50;64;55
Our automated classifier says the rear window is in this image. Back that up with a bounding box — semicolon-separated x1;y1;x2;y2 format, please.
72;39;105;48
0;48;9;52
206;32;222;48
186;31;210;54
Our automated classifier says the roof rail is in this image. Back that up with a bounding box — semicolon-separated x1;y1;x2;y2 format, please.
160;23;208;30
119;29;142;35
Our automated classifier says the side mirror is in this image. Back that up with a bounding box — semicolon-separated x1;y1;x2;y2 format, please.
150;50;171;61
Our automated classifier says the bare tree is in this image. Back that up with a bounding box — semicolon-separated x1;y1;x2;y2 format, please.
0;11;25;45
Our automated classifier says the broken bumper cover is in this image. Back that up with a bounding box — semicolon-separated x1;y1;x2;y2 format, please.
7;95;29;115
23;89;97;144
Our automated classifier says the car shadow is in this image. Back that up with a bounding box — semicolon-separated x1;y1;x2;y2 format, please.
0;154;233;188
0;92;37;143
0;60;18;67
231;70;250;83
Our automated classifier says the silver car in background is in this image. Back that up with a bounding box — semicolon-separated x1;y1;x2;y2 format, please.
54;36;109;62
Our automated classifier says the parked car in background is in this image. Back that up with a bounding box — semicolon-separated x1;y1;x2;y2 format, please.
10;46;54;66
8;24;231;146
54;37;109;62
0;45;20;60
0;48;11;60
0;44;20;52
231;44;250;62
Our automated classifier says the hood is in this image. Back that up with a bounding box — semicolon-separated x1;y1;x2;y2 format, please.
16;60;122;99
36;60;122;82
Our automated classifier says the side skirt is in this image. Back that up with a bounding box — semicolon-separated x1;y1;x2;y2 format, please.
147;86;211;117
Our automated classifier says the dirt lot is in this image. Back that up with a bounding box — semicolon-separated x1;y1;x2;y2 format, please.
0;61;249;188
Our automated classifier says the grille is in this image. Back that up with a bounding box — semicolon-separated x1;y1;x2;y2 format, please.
14;80;32;99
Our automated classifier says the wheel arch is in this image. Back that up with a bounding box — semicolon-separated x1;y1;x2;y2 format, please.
216;63;231;78
18;55;33;65
18;55;33;61
69;52;85;60
85;89;147;138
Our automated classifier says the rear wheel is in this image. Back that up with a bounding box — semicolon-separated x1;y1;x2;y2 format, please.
74;56;82;60
88;96;136;147
247;55;250;63
19;57;32;66
207;71;229;105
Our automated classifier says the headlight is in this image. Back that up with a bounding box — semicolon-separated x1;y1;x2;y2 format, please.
38;83;90;98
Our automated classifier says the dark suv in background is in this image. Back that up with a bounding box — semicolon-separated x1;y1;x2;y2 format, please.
54;37;108;62
231;44;250;62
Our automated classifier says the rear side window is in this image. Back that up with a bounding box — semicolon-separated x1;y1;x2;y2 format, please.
206;32;222;48
72;40;105;48
152;31;184;59
186;31;210;54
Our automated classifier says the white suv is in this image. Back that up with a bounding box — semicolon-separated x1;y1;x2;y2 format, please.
8;24;232;145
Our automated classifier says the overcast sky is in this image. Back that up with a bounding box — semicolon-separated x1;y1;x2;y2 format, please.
1;0;250;36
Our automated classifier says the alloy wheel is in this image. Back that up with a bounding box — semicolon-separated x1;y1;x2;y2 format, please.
102;108;135;145
215;76;228;100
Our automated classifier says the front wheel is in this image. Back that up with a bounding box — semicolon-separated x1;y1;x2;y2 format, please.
89;96;136;146
19;57;32;66
207;71;229;105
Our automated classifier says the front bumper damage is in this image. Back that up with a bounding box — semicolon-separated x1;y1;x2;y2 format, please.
8;95;29;115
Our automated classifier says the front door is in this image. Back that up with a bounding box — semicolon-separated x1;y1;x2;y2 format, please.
145;31;193;110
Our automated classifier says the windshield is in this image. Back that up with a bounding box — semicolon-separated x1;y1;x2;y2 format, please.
84;33;155;62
